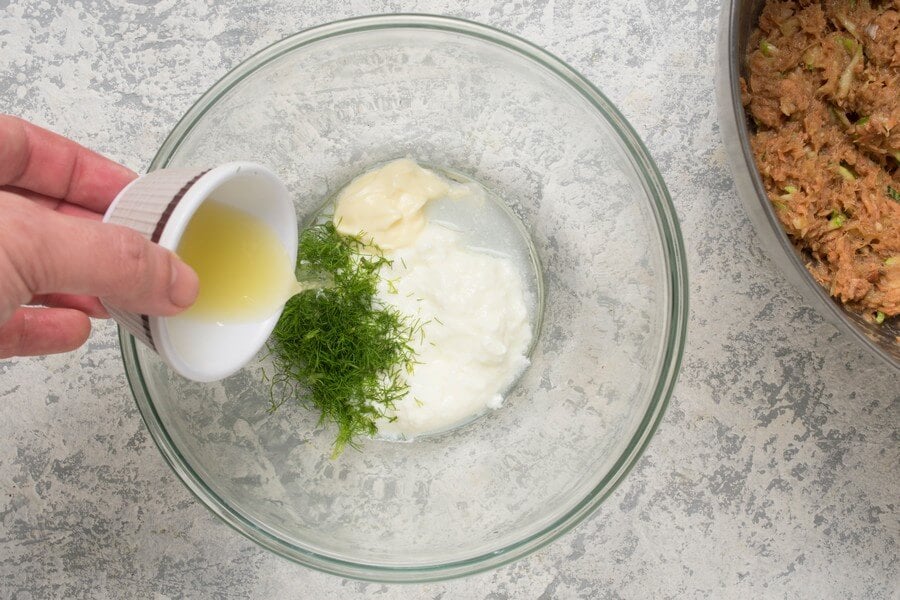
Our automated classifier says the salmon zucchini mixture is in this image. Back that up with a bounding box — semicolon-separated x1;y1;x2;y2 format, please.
743;0;900;322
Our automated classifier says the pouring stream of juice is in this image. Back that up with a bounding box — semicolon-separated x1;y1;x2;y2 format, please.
176;200;328;322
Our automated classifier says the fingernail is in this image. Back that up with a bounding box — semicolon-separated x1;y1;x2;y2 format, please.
169;255;199;309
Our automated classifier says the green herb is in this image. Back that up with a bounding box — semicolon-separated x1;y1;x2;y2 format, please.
268;222;421;457
887;186;900;203
886;256;899;266
854;115;870;127
837;41;863;98
760;39;778;57
828;211;847;229
838;36;857;55
778;185;797;202
829;105;852;129
835;163;857;181
875;311;886;324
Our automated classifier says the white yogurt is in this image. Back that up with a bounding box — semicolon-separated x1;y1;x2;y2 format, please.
375;224;532;438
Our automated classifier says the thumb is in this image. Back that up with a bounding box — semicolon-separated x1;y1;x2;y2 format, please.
0;194;199;317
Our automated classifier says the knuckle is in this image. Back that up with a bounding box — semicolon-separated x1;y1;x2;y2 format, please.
0;196;47;296
0;247;28;320
0;313;27;360
0;336;17;360
111;228;153;288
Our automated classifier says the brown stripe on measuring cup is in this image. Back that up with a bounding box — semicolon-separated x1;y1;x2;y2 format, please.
141;314;156;351
150;169;211;243
141;168;210;350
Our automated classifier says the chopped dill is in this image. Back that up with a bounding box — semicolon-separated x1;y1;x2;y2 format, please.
888;186;900;203
268;221;420;457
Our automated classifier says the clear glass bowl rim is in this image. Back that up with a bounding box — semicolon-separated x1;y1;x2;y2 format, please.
119;13;689;582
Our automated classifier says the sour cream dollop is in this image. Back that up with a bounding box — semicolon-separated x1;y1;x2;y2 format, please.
375;224;532;437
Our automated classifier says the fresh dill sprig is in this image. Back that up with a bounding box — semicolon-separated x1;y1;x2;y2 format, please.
269;221;420;457
888;185;900;203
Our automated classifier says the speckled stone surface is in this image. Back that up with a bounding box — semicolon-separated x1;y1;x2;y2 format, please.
0;0;897;598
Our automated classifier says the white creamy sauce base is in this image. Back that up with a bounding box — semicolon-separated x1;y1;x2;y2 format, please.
332;158;532;439
375;224;532;438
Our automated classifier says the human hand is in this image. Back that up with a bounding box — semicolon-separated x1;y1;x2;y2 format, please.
0;115;199;358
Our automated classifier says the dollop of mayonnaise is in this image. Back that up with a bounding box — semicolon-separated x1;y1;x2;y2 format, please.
333;158;450;250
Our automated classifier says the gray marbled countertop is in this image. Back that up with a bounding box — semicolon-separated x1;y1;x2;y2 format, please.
1;0;898;598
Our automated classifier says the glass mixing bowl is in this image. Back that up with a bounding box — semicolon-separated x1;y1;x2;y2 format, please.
122;15;688;581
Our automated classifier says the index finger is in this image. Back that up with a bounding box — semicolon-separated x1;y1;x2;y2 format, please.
0;114;137;212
